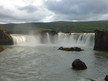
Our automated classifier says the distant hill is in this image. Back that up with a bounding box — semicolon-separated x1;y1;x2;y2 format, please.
0;20;108;33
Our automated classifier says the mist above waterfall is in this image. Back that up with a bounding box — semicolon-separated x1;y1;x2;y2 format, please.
11;32;95;48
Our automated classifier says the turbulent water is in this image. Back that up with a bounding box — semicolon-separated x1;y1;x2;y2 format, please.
0;33;108;81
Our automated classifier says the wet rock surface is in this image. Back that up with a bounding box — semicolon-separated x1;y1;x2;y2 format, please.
72;59;87;70
58;47;83;51
94;30;108;51
105;75;108;81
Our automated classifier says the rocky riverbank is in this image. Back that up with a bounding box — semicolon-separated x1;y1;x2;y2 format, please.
0;46;4;52
0;27;13;45
94;30;108;51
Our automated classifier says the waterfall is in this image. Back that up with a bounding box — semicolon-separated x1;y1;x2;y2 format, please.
11;33;95;47
46;32;51;44
11;34;41;46
56;32;94;47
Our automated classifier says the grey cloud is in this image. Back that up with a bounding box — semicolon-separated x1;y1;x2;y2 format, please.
19;5;37;13
0;5;50;22
0;0;108;22
44;0;108;20
0;6;20;22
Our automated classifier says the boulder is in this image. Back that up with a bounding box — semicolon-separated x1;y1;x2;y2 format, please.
58;47;83;51
94;30;108;51
105;75;108;81
72;59;87;70
0;27;13;45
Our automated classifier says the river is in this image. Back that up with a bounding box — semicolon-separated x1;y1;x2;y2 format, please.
0;33;108;81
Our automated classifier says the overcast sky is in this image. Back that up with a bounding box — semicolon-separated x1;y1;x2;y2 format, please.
0;0;108;23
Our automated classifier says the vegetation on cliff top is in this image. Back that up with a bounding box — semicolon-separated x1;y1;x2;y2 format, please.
0;21;108;33
0;27;12;39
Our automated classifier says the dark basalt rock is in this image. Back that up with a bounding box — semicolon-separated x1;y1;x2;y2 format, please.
58;47;83;51
0;27;13;45
72;59;87;70
84;78;95;81
105;75;108;81
94;30;108;51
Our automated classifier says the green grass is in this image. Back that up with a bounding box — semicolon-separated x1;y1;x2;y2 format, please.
33;22;108;32
1;21;108;33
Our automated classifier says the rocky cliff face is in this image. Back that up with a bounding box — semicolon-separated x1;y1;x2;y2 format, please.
94;30;108;51
0;27;13;45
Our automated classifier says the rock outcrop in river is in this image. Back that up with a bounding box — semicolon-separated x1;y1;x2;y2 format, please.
94;30;108;51
0;27;13;45
72;59;87;70
58;47;83;51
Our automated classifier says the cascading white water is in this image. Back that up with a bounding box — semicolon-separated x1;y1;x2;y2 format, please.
56;32;95;47
46;32;51;44
11;34;26;44
11;34;41;46
11;33;95;47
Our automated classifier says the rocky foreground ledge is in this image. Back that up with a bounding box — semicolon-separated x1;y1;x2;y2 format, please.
94;30;108;51
0;27;13;45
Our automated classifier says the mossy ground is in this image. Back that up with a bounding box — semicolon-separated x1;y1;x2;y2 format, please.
0;46;4;52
